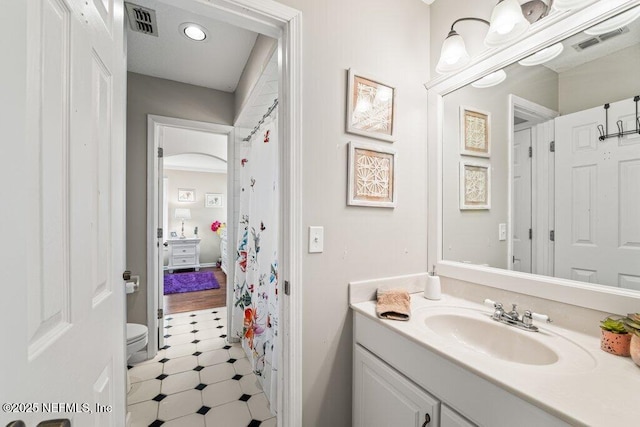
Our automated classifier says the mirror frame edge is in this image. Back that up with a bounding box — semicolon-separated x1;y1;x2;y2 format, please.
426;0;640;315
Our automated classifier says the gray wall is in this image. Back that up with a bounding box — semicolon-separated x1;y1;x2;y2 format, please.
278;0;431;425
164;169;227;265
234;34;278;121
558;43;640;115
126;72;234;324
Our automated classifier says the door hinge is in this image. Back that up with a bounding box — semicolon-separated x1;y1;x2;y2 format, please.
529;228;532;240
550;230;555;241
157;308;163;319
284;280;290;296
512;255;515;263
158;147;163;158
157;228;163;238
549;141;555;152
528;146;533;158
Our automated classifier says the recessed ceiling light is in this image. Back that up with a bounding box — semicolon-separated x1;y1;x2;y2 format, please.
180;23;208;41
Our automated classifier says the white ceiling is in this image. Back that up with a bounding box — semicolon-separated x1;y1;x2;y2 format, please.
543;17;640;73
235;51;279;132
125;0;258;92
162;126;227;174
162;126;228;160
164;153;227;174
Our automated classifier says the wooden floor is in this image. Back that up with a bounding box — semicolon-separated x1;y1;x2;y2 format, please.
163;266;227;315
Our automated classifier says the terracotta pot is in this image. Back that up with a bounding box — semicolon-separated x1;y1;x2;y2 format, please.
600;329;631;356
630;334;640;366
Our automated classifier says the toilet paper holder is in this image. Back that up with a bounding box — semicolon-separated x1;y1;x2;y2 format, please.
125;275;140;294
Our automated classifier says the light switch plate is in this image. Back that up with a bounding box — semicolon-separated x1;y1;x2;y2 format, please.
498;223;507;241
309;226;324;253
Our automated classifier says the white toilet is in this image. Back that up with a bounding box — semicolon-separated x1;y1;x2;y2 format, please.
125;275;149;393
127;323;148;358
126;323;148;393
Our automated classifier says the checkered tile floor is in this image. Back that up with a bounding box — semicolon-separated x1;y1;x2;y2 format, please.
127;306;275;427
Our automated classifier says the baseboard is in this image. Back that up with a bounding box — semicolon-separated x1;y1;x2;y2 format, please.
163;262;217;271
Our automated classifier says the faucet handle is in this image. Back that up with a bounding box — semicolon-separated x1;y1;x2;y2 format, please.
531;311;551;323
523;310;552;327
484;298;501;309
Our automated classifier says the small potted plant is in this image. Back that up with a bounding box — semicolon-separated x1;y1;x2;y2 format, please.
600;316;631;356
623;313;640;366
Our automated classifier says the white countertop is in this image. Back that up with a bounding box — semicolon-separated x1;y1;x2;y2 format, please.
351;292;640;426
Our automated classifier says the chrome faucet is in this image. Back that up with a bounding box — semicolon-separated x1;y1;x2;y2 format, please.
484;299;551;332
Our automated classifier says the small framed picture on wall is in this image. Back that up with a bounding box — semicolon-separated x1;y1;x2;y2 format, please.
460;106;491;157
459;161;491;210
346;69;396;142
205;193;224;208
347;141;397;208
178;188;196;202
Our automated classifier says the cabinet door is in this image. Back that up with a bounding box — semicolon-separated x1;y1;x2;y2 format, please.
441;405;476;427
354;345;439;427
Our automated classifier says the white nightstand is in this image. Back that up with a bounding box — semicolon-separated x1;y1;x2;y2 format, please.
219;228;228;274
166;238;201;273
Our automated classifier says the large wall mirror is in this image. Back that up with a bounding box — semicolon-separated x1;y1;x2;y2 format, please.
428;0;640;314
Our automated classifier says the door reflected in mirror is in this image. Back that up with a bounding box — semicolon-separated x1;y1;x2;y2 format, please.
442;7;640;291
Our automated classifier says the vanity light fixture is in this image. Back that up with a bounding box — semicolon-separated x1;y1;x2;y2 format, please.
436;18;489;74
518;42;564;66
484;0;531;47
552;0;594;12
180;22;208;41
471;69;507;88
437;1;553;74
584;5;640;35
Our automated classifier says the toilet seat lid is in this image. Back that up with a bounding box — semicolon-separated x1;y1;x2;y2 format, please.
127;323;148;344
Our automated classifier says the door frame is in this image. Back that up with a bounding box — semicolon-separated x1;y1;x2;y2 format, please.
145;1;302;425
147;115;234;351
507;95;558;273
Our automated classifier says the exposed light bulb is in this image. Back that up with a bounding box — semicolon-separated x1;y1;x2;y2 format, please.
436;31;471;74
485;0;530;47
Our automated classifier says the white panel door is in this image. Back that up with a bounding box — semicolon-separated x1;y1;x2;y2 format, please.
555;97;640;289
353;345;439;427
1;0;127;425
512;128;532;273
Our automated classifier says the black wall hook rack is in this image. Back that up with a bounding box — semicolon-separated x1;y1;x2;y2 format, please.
597;96;640;141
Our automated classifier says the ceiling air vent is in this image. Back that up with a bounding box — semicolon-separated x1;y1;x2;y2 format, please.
572;26;629;52
125;2;158;36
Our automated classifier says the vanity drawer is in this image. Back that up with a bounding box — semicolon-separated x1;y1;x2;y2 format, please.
173;255;196;265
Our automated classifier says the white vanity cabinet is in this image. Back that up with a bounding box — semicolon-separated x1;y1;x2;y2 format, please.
166;238;201;272
440;406;475;427
354;344;440;427
353;311;569;427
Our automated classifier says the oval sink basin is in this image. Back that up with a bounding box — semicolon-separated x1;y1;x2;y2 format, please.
424;312;558;365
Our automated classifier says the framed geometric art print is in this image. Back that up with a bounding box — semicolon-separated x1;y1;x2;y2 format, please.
459;161;490;210
346;69;396;142
460;106;491;157
348;141;397;208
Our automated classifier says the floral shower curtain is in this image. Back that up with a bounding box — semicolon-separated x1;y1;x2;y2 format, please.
232;109;279;412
